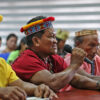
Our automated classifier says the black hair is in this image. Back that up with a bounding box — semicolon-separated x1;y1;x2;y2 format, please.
0;37;1;41
56;37;62;44
26;16;46;47
16;37;27;50
74;36;84;47
7;33;18;41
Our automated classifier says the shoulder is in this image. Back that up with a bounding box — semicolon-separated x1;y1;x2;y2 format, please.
20;49;41;62
51;54;66;65
11;50;19;54
9;50;19;56
2;49;8;53
0;57;7;64
51;54;63;59
0;57;9;72
12;49;44;66
50;54;68;71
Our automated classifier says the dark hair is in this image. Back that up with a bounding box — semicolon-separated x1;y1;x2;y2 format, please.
16;37;27;50
26;16;46;47
7;33;18;41
0;37;1;41
74;36;84;47
56;37;62;44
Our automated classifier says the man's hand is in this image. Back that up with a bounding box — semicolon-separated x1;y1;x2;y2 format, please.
33;84;58;99
71;47;87;66
0;86;27;100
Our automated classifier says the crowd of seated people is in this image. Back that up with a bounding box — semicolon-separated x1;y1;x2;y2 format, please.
0;15;100;100
0;15;57;100
12;16;100;92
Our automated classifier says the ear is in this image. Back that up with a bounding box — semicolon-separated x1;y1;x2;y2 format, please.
32;37;40;47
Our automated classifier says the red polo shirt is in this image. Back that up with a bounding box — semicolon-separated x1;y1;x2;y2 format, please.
12;49;68;81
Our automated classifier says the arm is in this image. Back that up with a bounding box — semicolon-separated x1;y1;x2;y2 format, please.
70;73;100;90
0;86;26;100
9;79;58;99
30;47;86;91
77;68;100;81
0;58;57;99
9;79;36;96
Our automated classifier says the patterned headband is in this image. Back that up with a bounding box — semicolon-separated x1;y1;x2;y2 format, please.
75;30;97;37
20;16;55;36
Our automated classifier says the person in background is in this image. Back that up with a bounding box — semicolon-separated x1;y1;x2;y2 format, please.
7;37;28;65
65;29;100;76
0;36;2;47
0;15;57;100
56;29;69;57
2;33;18;53
63;29;100;91
12;16;100;93
0;33;18;60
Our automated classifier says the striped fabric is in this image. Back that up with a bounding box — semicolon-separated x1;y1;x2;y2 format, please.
0;0;100;51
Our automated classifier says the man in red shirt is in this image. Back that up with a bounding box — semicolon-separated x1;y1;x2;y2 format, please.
12;16;100;92
0;15;57;100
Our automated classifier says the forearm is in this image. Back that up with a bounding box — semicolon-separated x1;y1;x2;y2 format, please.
89;76;100;81
77;69;100;81
0;88;5;98
77;68;93;78
30;64;81;91
9;79;36;96
22;81;37;96
70;73;100;90
47;64;82;91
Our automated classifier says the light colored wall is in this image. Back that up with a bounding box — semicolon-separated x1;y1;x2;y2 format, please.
0;0;100;51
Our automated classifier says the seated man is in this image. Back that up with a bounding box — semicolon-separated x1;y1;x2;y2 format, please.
12;16;100;92
0;15;57;100
65;29;100;77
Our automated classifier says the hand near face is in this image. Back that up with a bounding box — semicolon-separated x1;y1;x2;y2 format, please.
71;47;87;66
0;86;26;100
33;84;58;99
